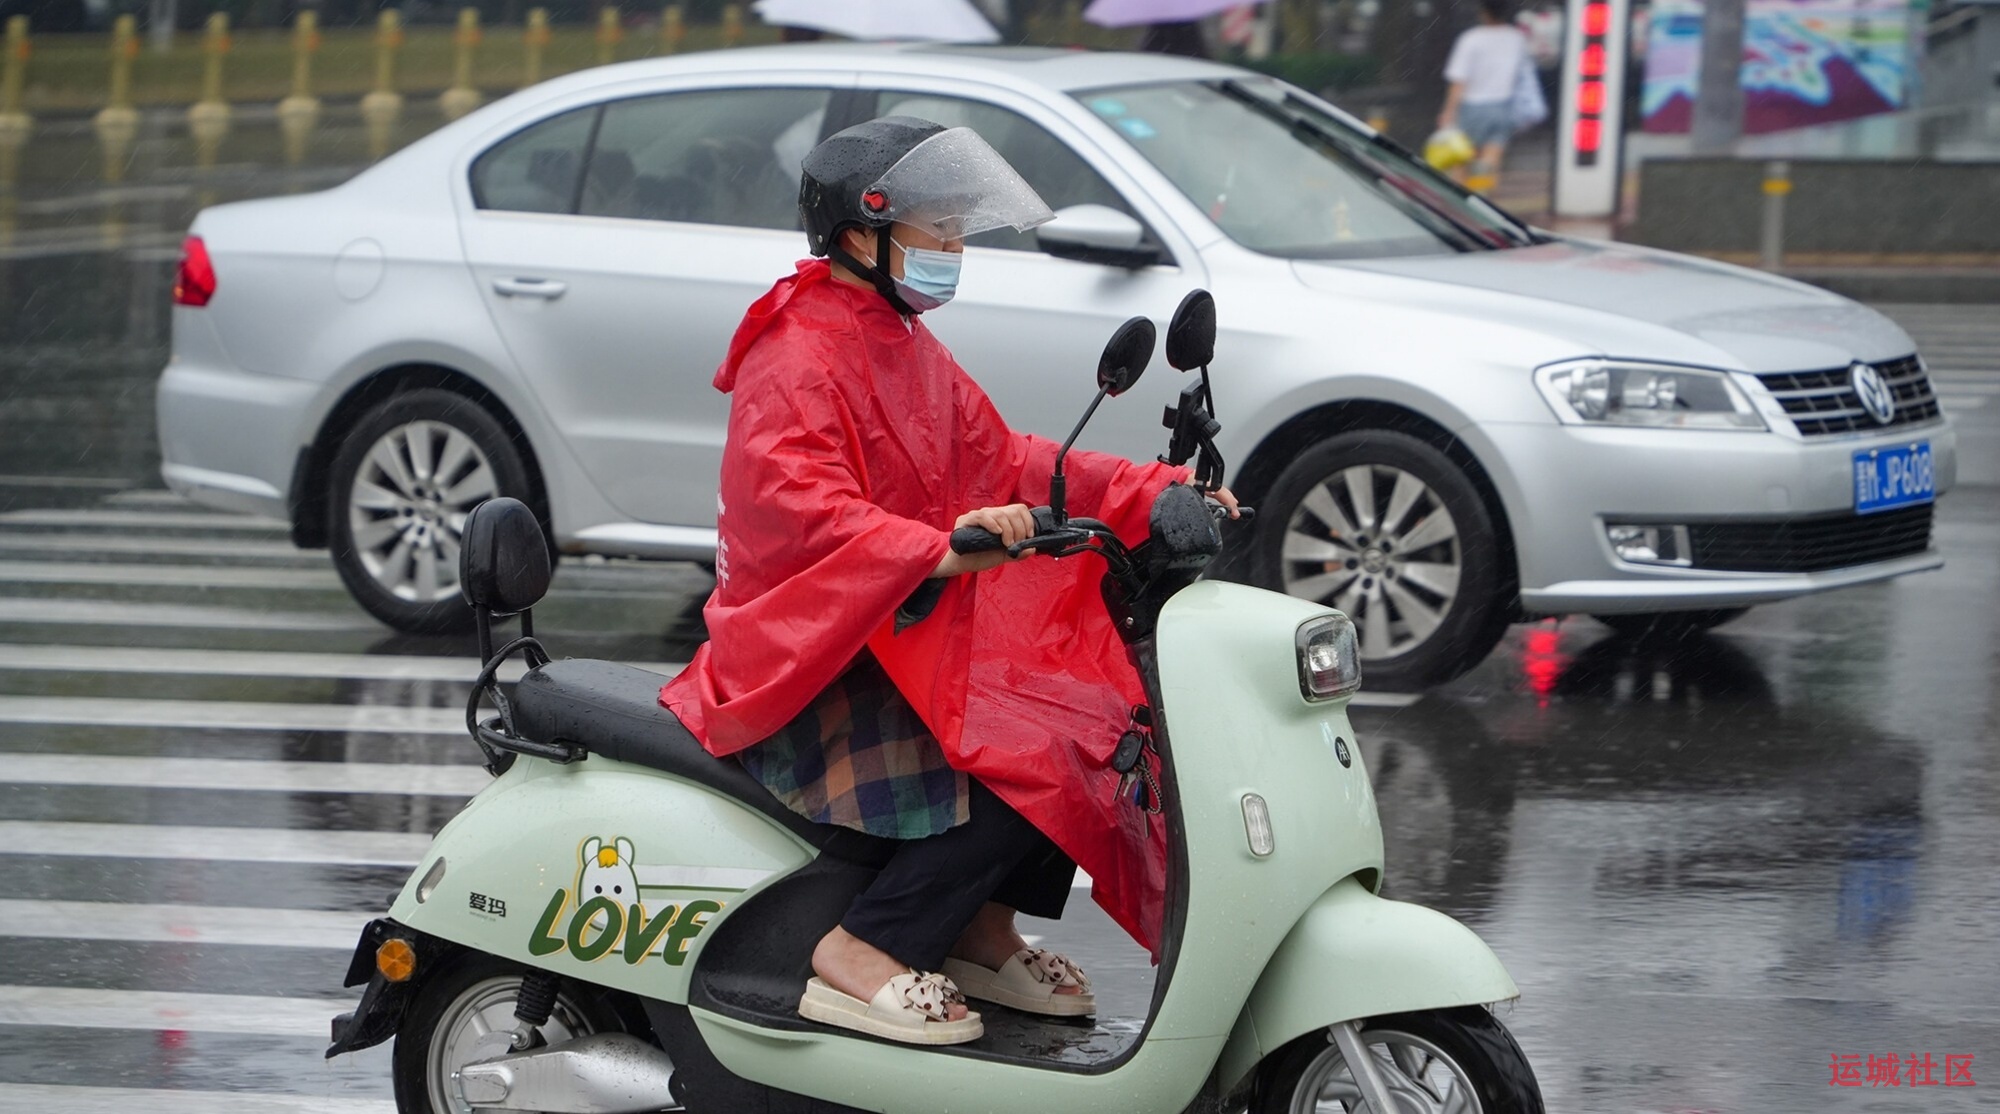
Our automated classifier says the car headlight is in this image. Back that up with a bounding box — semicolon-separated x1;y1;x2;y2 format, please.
1296;615;1361;701
1535;360;1765;430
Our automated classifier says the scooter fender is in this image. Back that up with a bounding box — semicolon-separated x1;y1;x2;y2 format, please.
386;755;812;1005
1216;874;1520;1093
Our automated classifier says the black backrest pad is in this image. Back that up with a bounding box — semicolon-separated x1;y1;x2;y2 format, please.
458;497;552;613
508;660;896;867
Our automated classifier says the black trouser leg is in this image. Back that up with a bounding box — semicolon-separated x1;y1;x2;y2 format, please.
839;779;1075;972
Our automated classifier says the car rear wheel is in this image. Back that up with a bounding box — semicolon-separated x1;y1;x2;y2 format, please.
328;389;538;634
1252;430;1509;691
1592;608;1750;641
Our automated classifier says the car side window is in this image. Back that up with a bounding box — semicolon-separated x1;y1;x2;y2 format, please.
578;87;834;229
470;106;601;214
871;92;1148;252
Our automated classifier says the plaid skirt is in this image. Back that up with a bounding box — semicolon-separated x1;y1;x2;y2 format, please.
737;652;970;840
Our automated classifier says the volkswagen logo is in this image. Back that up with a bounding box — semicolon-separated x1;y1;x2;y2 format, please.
1851;362;1897;426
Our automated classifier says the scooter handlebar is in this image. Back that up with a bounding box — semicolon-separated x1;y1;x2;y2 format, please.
949;507;1062;555
949;526;1006;555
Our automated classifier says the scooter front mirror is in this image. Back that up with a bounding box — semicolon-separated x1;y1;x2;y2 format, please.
1096;315;1156;398
1165;288;1216;371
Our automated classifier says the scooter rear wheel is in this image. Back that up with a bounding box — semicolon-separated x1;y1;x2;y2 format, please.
1254;1006;1544;1114
391;952;644;1113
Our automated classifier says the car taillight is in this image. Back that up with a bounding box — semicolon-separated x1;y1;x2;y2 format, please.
173;236;216;307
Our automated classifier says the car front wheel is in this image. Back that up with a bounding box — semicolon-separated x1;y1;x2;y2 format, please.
328;388;537;634
1252;429;1509;691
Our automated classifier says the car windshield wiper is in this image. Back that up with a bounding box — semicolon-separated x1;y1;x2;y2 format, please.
1286;91;1543;248
1215;81;1531;251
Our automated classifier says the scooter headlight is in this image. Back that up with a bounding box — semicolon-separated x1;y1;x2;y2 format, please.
1296;615;1361;701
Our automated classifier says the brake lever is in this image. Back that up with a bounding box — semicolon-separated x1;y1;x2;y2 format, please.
1007;528;1090;559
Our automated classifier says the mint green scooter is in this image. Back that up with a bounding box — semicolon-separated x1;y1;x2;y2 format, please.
326;291;1544;1114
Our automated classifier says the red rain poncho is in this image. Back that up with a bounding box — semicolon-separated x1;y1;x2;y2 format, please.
660;260;1182;956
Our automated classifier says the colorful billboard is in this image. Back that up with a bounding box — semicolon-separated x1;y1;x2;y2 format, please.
1641;0;1909;134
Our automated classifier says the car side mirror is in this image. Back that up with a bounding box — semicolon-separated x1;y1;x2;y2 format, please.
460;497;551;617
1165;288;1216;371
1037;204;1162;269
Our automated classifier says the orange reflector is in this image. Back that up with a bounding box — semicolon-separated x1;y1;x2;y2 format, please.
376;938;417;983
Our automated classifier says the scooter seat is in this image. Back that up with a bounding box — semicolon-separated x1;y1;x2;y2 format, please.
510;659;895;866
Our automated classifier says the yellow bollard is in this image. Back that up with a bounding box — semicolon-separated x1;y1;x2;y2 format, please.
187;13;232;177
659;4;685;54
360;9;405;160
523;8;550;88
595;6;624;67
0;15;29;245
1365;107;1390;135
721;2;744;48
276;11;321;168
440;8;482;121
1063;0;1083;44
94;15;142;184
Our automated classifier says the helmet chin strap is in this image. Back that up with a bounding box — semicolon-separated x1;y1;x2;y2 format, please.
830;225;919;317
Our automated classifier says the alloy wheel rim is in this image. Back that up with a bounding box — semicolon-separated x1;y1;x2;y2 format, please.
1288;1028;1485;1114
1280;464;1461;662
348;420;498;604
425;976;594;1114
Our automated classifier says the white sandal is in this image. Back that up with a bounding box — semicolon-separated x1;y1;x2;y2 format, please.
798;972;984;1045
941;948;1096;1018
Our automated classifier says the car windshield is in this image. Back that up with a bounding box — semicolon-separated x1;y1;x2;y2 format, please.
1078;78;1540;259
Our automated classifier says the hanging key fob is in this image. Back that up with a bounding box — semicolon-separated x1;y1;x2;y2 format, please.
1112;730;1146;775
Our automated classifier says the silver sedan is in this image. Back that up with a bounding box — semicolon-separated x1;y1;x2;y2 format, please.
156;44;1955;688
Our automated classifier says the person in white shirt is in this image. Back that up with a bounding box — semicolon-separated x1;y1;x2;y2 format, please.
1437;0;1530;191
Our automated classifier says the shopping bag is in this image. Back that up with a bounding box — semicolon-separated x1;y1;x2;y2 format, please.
1511;62;1549;133
1424;127;1476;171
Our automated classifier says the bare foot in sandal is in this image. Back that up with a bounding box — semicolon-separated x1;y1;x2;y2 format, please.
943;903;1093;1016
947;903;1086;998
811;926;971;1022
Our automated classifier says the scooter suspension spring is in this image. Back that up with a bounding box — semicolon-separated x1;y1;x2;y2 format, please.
512;970;560;1029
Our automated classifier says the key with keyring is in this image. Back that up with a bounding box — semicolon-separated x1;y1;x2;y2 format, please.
1111;729;1146;804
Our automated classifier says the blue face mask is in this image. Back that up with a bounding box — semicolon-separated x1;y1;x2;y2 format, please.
891;239;962;312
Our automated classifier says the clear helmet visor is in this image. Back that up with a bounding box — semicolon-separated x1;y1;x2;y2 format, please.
863;127;1055;241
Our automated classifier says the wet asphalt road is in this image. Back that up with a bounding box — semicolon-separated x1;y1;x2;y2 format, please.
3;136;2000;1112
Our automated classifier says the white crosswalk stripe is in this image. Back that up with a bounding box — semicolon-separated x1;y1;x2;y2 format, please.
0;985;356;1037
0;1085;394;1114
0;821;433;865
0;508;288;531
0;899;369;949
0;643;679;681
0;695;468;734
0;754;491;795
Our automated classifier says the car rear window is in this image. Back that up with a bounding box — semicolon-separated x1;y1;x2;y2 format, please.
470;106;601;214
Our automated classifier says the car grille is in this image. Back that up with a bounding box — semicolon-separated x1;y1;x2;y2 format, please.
1687;504;1934;573
1755;355;1939;438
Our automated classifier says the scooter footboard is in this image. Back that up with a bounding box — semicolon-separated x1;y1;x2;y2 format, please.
1217;874;1520;1093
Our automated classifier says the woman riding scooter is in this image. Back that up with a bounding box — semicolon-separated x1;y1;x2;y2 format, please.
659;117;1238;1046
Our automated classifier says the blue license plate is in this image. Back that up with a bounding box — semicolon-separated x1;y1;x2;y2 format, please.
1852;442;1934;515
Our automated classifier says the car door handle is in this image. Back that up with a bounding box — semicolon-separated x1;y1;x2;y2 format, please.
493;277;568;300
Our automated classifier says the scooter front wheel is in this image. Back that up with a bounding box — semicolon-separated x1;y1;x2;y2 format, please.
1255;1006;1543;1114
391;952;646;1113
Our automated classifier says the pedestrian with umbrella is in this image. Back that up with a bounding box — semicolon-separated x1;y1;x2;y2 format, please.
1084;0;1247;57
